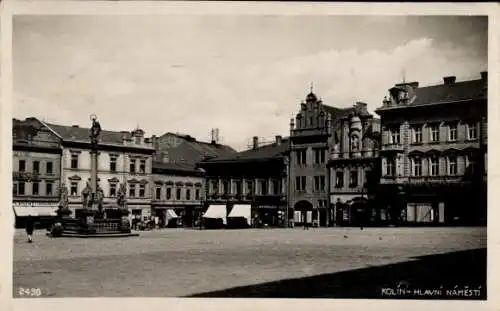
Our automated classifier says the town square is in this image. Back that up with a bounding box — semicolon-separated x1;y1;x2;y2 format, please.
13;227;486;298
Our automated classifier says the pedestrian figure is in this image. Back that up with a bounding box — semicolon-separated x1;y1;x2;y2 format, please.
26;215;35;243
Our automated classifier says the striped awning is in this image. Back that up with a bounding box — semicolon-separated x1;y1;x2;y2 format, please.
13;202;58;217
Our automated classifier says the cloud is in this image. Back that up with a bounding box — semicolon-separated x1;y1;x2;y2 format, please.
14;19;487;152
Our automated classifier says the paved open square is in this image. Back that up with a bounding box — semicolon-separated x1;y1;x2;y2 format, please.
13;227;486;298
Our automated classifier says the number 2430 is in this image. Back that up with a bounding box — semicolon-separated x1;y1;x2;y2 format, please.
18;287;42;297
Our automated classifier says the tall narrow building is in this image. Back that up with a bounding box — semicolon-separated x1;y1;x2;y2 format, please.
289;91;354;227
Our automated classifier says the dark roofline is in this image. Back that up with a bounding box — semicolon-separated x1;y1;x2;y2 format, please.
158;132;236;151
375;97;486;113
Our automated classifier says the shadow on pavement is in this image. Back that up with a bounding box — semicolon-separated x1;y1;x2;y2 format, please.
187;248;486;299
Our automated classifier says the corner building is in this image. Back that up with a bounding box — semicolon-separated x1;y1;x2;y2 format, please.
375;72;487;225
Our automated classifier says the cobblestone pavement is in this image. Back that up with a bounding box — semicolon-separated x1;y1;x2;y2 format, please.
13;227;486;298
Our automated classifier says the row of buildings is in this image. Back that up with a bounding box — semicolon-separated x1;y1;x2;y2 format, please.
12;71;487;228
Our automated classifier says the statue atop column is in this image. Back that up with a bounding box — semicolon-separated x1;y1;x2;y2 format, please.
90;115;101;147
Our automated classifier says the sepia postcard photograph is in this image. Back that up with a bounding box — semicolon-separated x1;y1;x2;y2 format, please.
1;2;499;311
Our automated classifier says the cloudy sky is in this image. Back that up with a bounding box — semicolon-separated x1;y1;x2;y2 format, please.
13;15;487;151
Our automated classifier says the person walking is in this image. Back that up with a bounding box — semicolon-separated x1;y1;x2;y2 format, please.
25;215;35;243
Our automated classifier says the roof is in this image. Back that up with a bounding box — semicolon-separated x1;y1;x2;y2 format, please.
378;77;486;111
201;138;289;163
411;78;486;106
152;161;203;174
44;122;130;144
155;132;237;165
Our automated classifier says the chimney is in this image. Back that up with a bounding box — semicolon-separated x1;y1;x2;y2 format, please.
275;135;282;146
151;135;158;149
481;71;487;82
72;125;79;128
252;136;259;149
443;76;456;85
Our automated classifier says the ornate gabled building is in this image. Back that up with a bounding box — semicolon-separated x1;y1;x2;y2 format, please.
289;92;355;227
12;118;62;228
375;72;487;225
41;121;156;220
198;135;288;228
327;102;381;226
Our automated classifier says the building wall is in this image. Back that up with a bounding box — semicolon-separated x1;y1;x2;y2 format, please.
61;147;153;216
151;173;205;207
13;150;61;200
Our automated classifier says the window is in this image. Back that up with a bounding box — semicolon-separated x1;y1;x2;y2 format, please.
386;158;396;176
222;181;229;195
110;183;117;197
260;180;268;195
296;149;307;165
349;171;358;188
335;171;344;188
13;183;18;196
19;160;26;172
413;126;422;144
390;128;400;144
135;136;141;145
273;180;280;195
110;157;117;172
210;180;218;194
139;159;146;173
448;156;458;176
129;159;136;173
139;184;146;197
309;116;313;126
195;189;201;200
314;176;326;192
448;123;457;141
166;188;172;200
46;182;53;196
430;124;440;142
155;187;161;200
70;181;78;196
18;182;25;195
468;122;478;140
314;149;326;164
176;188;182;200
246;180;254;195
46;162;53;174
235;180;242;195
70;154;79;169
32;182;39;195
466;155;476;175
412;158;422;177
186;189;191;200
430;158;439;176
33;161;40;173
129;184;136;197
295;176;306;192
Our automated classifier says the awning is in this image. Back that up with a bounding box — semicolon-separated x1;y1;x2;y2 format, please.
166;209;178;218
203;205;227;219
228;204;251;225
13;206;58;217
